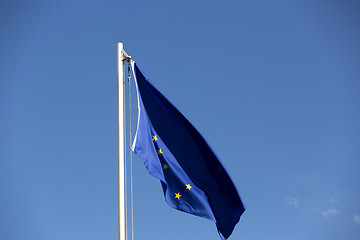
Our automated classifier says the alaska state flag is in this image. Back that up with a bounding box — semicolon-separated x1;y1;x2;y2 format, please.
131;62;245;239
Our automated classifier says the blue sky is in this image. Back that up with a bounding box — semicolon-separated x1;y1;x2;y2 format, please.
1;0;360;240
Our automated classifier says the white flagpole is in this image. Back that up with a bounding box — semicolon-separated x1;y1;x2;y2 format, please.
117;42;126;240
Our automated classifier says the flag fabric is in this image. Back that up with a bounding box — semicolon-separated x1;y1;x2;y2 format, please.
131;62;245;239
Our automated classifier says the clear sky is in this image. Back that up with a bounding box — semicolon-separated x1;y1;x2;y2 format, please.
1;0;360;240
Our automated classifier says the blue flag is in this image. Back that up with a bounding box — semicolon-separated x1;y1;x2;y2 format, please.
131;62;245;239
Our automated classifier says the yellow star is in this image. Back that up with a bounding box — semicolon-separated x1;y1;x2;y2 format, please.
152;135;158;142
157;149;163;155
186;184;192;191
175;192;181;199
162;163;169;170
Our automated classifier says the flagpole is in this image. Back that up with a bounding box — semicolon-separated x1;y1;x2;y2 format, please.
117;42;126;240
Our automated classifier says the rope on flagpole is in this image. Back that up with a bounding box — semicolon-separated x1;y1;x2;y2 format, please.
123;58;128;240
127;59;135;240
122;50;133;240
